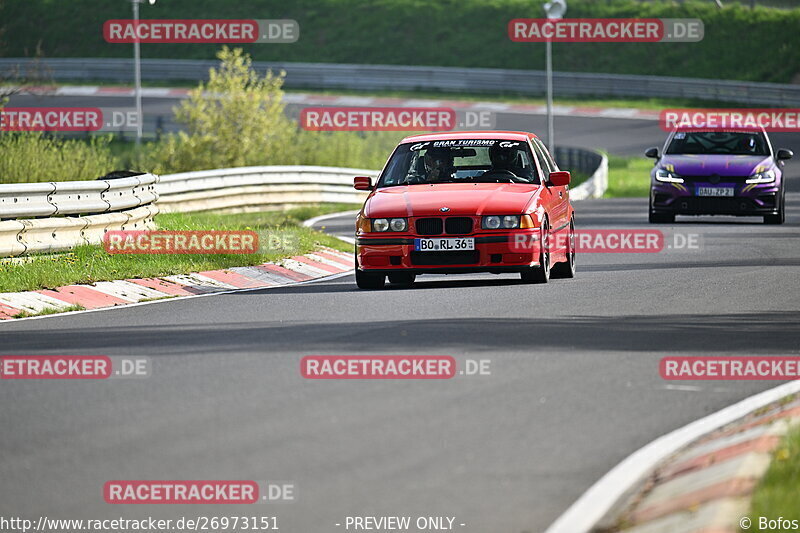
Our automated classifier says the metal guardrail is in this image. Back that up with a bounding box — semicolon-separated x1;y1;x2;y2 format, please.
0;174;159;256
157;166;376;213
554;146;608;201
3;57;800;106
0;149;606;257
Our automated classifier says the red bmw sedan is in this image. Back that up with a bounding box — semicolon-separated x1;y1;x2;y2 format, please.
353;131;576;289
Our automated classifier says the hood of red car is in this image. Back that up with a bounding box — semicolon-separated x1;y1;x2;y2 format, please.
364;182;540;217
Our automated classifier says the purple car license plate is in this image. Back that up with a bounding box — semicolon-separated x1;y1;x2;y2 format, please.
697;186;734;197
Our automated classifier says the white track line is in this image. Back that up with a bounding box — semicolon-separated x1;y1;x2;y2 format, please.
545;380;800;533
302;210;360;228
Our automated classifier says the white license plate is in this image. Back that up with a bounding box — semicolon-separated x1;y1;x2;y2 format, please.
414;238;475;251
697;187;734;197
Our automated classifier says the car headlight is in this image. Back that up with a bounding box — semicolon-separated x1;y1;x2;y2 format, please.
482;215;520;230
655;168;684;183
371;218;407;232
389;218;408;232
502;215;520;229
372;218;390;232
746;169;776;184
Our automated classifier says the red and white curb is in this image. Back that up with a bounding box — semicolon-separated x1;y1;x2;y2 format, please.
546;380;800;533
25;85;661;122
603;398;800;533
0;246;354;320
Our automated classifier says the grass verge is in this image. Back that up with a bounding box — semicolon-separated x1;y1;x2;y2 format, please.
0;204;359;293
745;422;800;529
13;304;85;318
605;154;653;198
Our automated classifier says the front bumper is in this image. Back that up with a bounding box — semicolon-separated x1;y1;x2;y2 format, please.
356;231;542;275
650;180;782;216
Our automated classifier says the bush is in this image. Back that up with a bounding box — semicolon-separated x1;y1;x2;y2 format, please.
0;133;119;183
139;47;403;174
145;47;298;173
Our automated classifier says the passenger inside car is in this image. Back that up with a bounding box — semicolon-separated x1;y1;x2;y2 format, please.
484;143;535;181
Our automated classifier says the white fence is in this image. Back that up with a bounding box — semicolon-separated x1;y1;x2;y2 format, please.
0;151;606;257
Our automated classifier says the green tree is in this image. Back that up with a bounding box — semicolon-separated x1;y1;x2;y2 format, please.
150;47;297;173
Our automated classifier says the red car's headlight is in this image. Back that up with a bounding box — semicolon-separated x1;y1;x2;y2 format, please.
361;217;408;232
482;215;521;229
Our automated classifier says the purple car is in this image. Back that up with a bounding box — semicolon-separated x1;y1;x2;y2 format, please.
646;130;793;224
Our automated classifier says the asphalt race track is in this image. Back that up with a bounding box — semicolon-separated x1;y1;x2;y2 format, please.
1;95;800;532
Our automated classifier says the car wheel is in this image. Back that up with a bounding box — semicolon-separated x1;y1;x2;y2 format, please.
649;212;675;223
388;273;416;285
520;219;550;284
764;188;785;225
356;268;385;289
550;217;575;279
354;248;385;289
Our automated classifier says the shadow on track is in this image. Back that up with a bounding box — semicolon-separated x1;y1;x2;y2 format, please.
4;312;799;356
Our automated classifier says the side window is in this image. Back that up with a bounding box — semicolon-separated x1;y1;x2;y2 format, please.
534;138;559;173
531;139;554;177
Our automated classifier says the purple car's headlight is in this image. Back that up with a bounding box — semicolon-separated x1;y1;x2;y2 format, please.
746;169;776;184
655;169;684;184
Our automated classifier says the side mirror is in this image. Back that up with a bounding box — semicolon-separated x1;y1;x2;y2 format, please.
548;170;571;187
777;148;794;161
354;176;373;190
645;147;659;159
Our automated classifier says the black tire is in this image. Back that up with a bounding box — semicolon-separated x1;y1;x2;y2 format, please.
354;247;385;289
550;217;576;279
764;188;785;225
388;273;416;285
649;211;675;223
356;268;385;289
520;219;550;284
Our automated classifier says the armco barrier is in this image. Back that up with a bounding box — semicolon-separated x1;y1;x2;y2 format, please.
553;146;607;201
0;174;159;257
0;148;605;257
156;166;377;213
3;58;800;106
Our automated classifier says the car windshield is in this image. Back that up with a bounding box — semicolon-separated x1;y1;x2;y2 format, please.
665;131;769;156
377;139;541;187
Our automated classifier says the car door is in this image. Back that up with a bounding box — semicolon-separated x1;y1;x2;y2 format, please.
531;138;569;257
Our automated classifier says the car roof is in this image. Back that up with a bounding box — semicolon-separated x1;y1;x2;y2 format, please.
400;130;536;143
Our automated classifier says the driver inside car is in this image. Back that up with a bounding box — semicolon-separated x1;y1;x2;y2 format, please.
485;144;533;181
423;147;456;182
